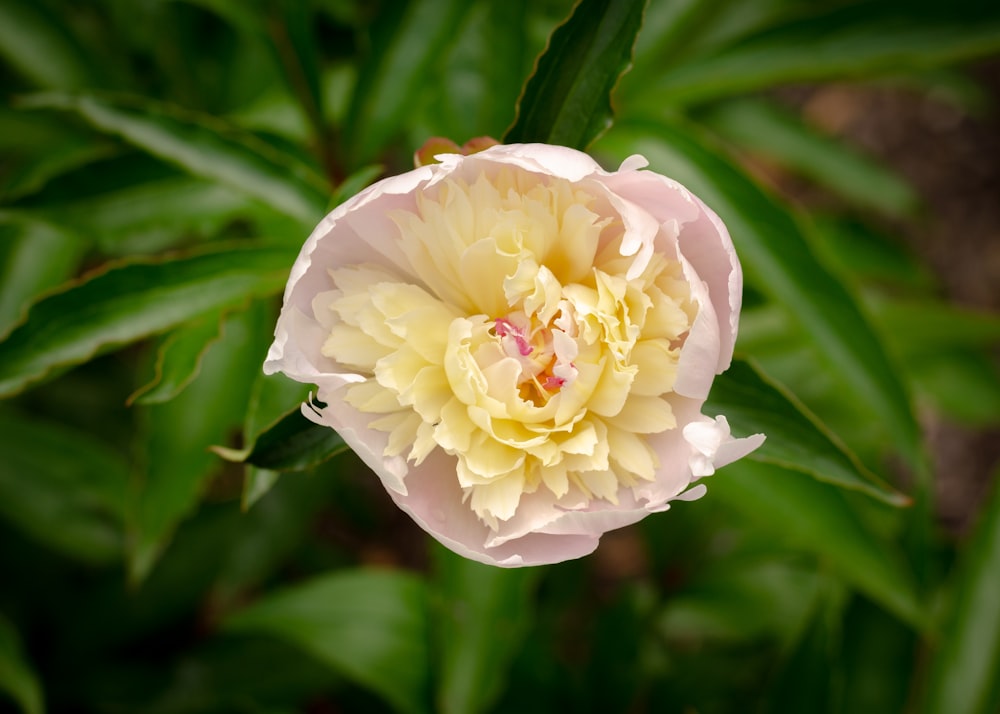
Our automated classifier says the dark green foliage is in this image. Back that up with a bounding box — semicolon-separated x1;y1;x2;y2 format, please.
0;0;998;712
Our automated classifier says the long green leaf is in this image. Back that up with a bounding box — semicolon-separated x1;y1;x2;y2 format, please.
0;614;44;714
0;408;127;564
128;309;226;405
0;0;96;89
504;0;647;149
701;98;918;218
0;108;117;201
236;372;313;509
710;460;924;628
0;243;292;397
345;0;472;166
0;212;85;335
707;359;906;505
59;174;257;254
638;4;1000;107
432;545;539;714
128;304;267;582
213;402;347;473
17;92;329;223
425;0;535;142
225;569;431;714
598;125;924;466
923;469;1000;714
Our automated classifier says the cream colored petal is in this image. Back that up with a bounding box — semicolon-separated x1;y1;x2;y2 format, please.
630;340;679;396
469;471;527;522
607;425;658;482
322;323;393;371
613;395;676;434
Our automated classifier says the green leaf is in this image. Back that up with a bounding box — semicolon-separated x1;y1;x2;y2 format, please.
761;580;846;714
135;636;337;714
923;469;1000;714
18;92;329;223
128;309;226;405
707;359;906;505
236;371;313;509
906;349;1000;426
328;163;385;211
421;0;534;142
598;125;924;467
0;0;97;89
128;303;268;582
0;212;86;336
345;0;472;166
214;400;347;473
701;98;918;218
808;217;934;291
0;408;127;564
60;174;258;254
868;297;1000;357
638;4;1000;107
837;598;917;714
0;614;44;714
0;108;118;201
710;460;925;628
265;2;325;142
659;557;827;646
0;242;292;398
431;544;539;714
225;569;431;714
504;0;647;149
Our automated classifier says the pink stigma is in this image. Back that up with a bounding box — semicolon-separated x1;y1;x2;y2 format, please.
495;318;533;356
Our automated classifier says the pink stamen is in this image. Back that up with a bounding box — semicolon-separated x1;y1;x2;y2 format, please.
495;318;533;356
543;375;566;390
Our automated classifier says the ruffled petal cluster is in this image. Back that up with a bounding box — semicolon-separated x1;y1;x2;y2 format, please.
265;143;764;566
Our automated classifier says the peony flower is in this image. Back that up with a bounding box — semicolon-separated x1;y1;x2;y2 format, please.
264;142;764;566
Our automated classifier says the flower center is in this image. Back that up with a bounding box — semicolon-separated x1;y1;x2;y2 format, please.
492;310;576;405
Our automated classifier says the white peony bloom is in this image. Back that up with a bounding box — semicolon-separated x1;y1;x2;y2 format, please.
265;142;764;566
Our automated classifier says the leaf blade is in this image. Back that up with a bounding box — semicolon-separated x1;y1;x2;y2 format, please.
923;470;1000;714
0;408;127;564
18;92;329;223
432;545;539;714
0;614;44;714
706;358;907;505
225;569;431;714
504;0;647;149
640;5;1000;107
214;401;348;474
710;460;925;628
0;243;292;397
345;0;472;166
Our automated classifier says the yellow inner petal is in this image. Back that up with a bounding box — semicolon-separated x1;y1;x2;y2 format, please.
317;168;695;528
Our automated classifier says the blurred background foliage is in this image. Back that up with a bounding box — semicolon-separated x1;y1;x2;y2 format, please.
1;0;999;712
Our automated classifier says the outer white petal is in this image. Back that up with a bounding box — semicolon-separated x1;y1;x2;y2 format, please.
442;142;606;183
683;415;765;478
672;253;721;400
384;449;601;566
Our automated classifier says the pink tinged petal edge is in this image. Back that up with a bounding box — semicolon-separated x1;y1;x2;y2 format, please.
683;415;765;478
442;142;607;183
384;448;601;567
675;195;742;371
672;253;721;401
303;390;410;496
